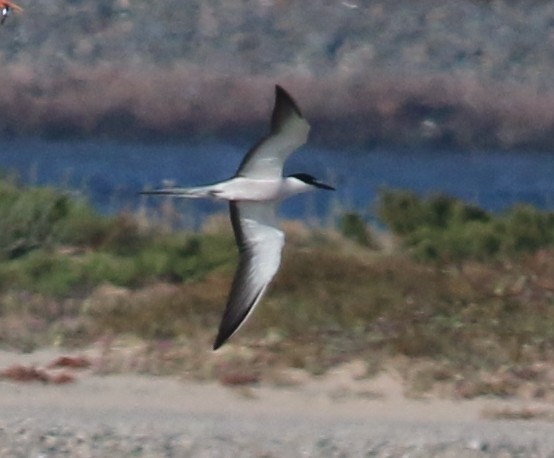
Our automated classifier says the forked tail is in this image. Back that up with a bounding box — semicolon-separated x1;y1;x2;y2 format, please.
140;186;217;199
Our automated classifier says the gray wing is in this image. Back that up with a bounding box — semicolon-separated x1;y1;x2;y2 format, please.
235;85;310;180
213;201;285;350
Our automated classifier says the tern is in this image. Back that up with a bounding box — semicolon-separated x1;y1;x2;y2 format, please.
1;1;23;25
142;85;335;350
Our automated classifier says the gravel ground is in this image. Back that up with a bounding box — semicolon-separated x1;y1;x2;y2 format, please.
0;371;553;458
0;411;553;457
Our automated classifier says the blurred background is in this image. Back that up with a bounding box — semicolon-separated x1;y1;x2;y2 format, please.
1;0;554;219
0;0;554;410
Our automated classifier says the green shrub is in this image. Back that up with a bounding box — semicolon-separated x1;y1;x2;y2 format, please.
338;212;375;247
405;221;503;262
0;250;85;296
82;252;140;287
378;189;427;235
501;204;554;253
0;178;128;259
53;200;114;248
0;175;239;295
378;188;554;262
0;181;71;259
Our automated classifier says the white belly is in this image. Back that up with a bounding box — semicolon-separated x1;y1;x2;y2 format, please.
212;177;284;201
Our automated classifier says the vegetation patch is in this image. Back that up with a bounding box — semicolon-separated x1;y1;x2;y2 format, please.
378;188;554;262
0;179;553;398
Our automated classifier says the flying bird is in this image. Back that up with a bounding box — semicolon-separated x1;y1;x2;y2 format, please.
142;85;335;350
1;1;23;25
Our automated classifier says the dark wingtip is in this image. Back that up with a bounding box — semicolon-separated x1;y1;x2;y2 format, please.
212;318;232;350
212;317;237;350
273;84;304;120
213;324;233;350
212;287;264;351
275;84;289;100
212;336;225;351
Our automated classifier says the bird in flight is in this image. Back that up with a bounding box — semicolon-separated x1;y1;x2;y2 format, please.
142;85;335;350
1;1;23;25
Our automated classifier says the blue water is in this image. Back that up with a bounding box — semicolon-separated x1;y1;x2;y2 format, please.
1;137;553;224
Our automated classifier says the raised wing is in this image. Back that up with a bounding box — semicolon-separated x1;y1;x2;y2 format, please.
235;85;310;180
213;201;285;350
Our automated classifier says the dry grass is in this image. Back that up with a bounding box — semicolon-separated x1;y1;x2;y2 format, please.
67;241;554;398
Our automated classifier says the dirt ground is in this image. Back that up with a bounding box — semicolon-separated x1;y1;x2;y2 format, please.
0;348;553;457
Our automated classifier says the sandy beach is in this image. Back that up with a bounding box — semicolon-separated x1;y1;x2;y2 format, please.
0;348;553;457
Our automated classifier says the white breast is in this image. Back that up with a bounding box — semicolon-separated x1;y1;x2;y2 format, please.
212;177;284;201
